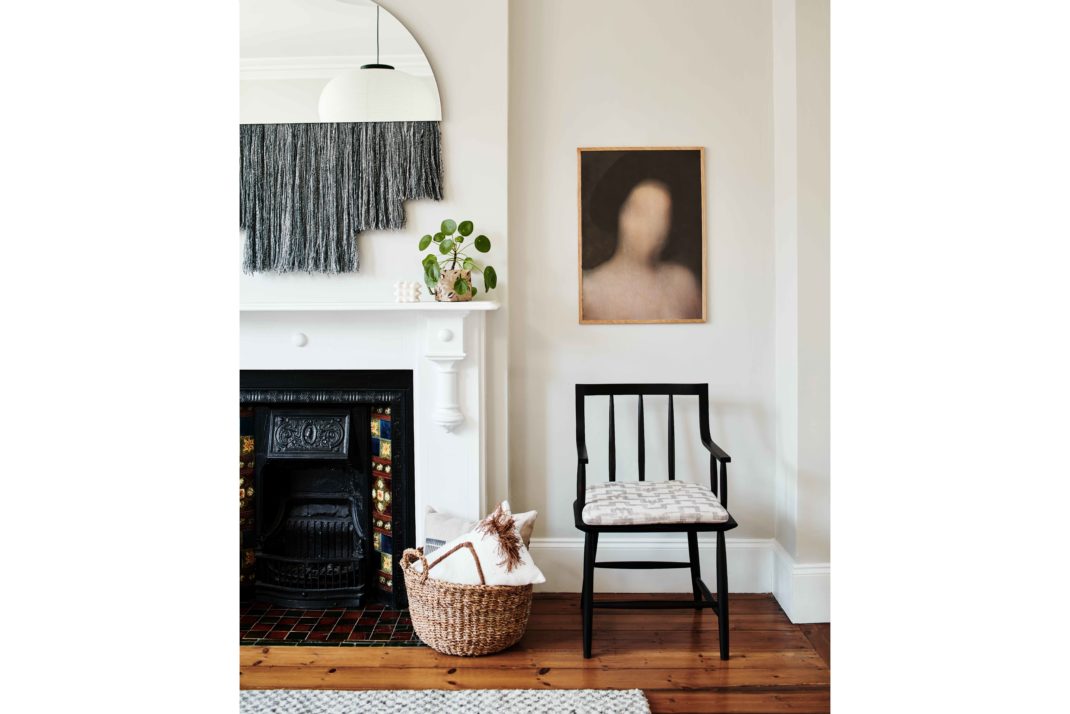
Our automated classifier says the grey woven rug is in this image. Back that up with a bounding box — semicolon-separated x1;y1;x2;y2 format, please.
240;688;650;713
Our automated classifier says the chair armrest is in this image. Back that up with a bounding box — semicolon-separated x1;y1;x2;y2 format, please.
701;436;732;463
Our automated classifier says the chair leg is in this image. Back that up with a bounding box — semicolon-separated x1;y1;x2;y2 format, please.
716;530;730;660
582;531;598;659
687;530;702;609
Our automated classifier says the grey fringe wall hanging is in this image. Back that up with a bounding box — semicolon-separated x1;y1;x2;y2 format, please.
239;121;442;274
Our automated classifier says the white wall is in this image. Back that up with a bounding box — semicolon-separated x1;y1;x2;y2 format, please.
239;0;512;508
508;0;777;546
771;0;829;622
794;0;830;566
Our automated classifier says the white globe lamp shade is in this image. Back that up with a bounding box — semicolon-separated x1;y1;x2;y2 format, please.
318;67;442;123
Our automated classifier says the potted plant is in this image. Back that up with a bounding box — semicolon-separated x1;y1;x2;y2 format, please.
419;219;498;302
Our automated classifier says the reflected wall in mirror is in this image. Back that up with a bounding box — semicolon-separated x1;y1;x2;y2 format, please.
241;0;442;124
240;0;444;275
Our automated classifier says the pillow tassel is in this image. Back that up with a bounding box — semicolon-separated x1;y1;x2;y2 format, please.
476;502;524;572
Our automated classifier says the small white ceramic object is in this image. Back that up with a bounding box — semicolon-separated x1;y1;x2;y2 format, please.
394;281;423;303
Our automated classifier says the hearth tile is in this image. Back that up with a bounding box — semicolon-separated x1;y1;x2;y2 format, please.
347;631;368;641
340;611;361;621
357;616;378;626
265;631;288;641
278;617;299;626
267;608;286;616
285;632;307;642
284;610;304;617
297;617;319;625
306;632;329;641
249;624;271;633
292;624;313;632
324;609;343;617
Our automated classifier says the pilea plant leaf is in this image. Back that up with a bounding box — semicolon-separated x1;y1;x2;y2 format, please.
474;235;491;253
418;234;432;251
433;232;445;243
483;265;498;289
441;219;457;235
422;253;440;275
471;285;478;296
439;238;455;254
463;257;476;270
458;220;474;236
454;276;469;295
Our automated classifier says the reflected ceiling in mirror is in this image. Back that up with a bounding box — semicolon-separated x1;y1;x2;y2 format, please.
240;0;441;124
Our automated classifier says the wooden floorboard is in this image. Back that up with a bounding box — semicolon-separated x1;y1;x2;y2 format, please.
799;624;831;667
240;593;830;714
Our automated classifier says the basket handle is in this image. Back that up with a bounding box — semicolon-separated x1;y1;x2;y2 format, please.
423;541;487;586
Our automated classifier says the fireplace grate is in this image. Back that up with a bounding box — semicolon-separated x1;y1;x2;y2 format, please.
258;554;362;592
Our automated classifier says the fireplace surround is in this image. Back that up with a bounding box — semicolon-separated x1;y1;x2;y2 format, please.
241;369;415;608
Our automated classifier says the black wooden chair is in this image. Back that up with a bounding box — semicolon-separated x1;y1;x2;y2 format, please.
574;383;737;660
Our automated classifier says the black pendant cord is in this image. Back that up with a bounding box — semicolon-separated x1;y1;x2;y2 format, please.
360;5;393;70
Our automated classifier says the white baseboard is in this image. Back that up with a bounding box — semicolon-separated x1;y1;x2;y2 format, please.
772;540;830;623
527;535;829;624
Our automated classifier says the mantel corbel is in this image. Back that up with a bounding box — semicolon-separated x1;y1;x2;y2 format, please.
423;311;470;432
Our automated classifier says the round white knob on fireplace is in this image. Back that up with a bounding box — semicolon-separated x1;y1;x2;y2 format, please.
292;332;309;347
437;328;454;343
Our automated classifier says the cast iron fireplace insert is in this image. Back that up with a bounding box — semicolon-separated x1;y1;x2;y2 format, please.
240;370;415;609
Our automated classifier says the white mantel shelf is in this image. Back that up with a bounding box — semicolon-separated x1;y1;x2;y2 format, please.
240;301;500;312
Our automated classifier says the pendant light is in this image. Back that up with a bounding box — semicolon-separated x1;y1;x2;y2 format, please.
318;4;441;122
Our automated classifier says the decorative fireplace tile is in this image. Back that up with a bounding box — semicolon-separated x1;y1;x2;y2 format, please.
239;601;423;647
239;416;256;599
371;408;394;597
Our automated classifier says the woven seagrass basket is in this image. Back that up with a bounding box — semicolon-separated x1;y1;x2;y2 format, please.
401;544;533;656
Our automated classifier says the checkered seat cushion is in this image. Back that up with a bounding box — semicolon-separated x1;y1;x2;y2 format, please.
581;480;730;526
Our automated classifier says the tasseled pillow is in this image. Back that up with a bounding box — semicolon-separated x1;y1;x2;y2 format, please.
414;501;546;586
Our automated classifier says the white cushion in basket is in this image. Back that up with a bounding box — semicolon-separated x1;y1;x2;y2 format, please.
582;480;730;526
424;505;538;554
413;501;546;587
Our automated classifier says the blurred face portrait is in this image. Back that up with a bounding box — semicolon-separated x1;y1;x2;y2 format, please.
579;148;706;323
618;180;673;262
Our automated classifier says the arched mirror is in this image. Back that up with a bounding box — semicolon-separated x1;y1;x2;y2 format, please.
240;0;442;124
240;0;444;275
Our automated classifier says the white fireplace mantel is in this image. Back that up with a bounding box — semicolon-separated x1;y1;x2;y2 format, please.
240;300;499;540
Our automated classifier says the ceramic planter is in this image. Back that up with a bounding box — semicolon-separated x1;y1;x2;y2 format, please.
435;269;474;302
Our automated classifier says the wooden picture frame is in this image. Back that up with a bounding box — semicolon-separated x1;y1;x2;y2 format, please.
577;147;707;324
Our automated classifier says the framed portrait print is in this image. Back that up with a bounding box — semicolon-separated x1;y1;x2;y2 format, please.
577;147;706;324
